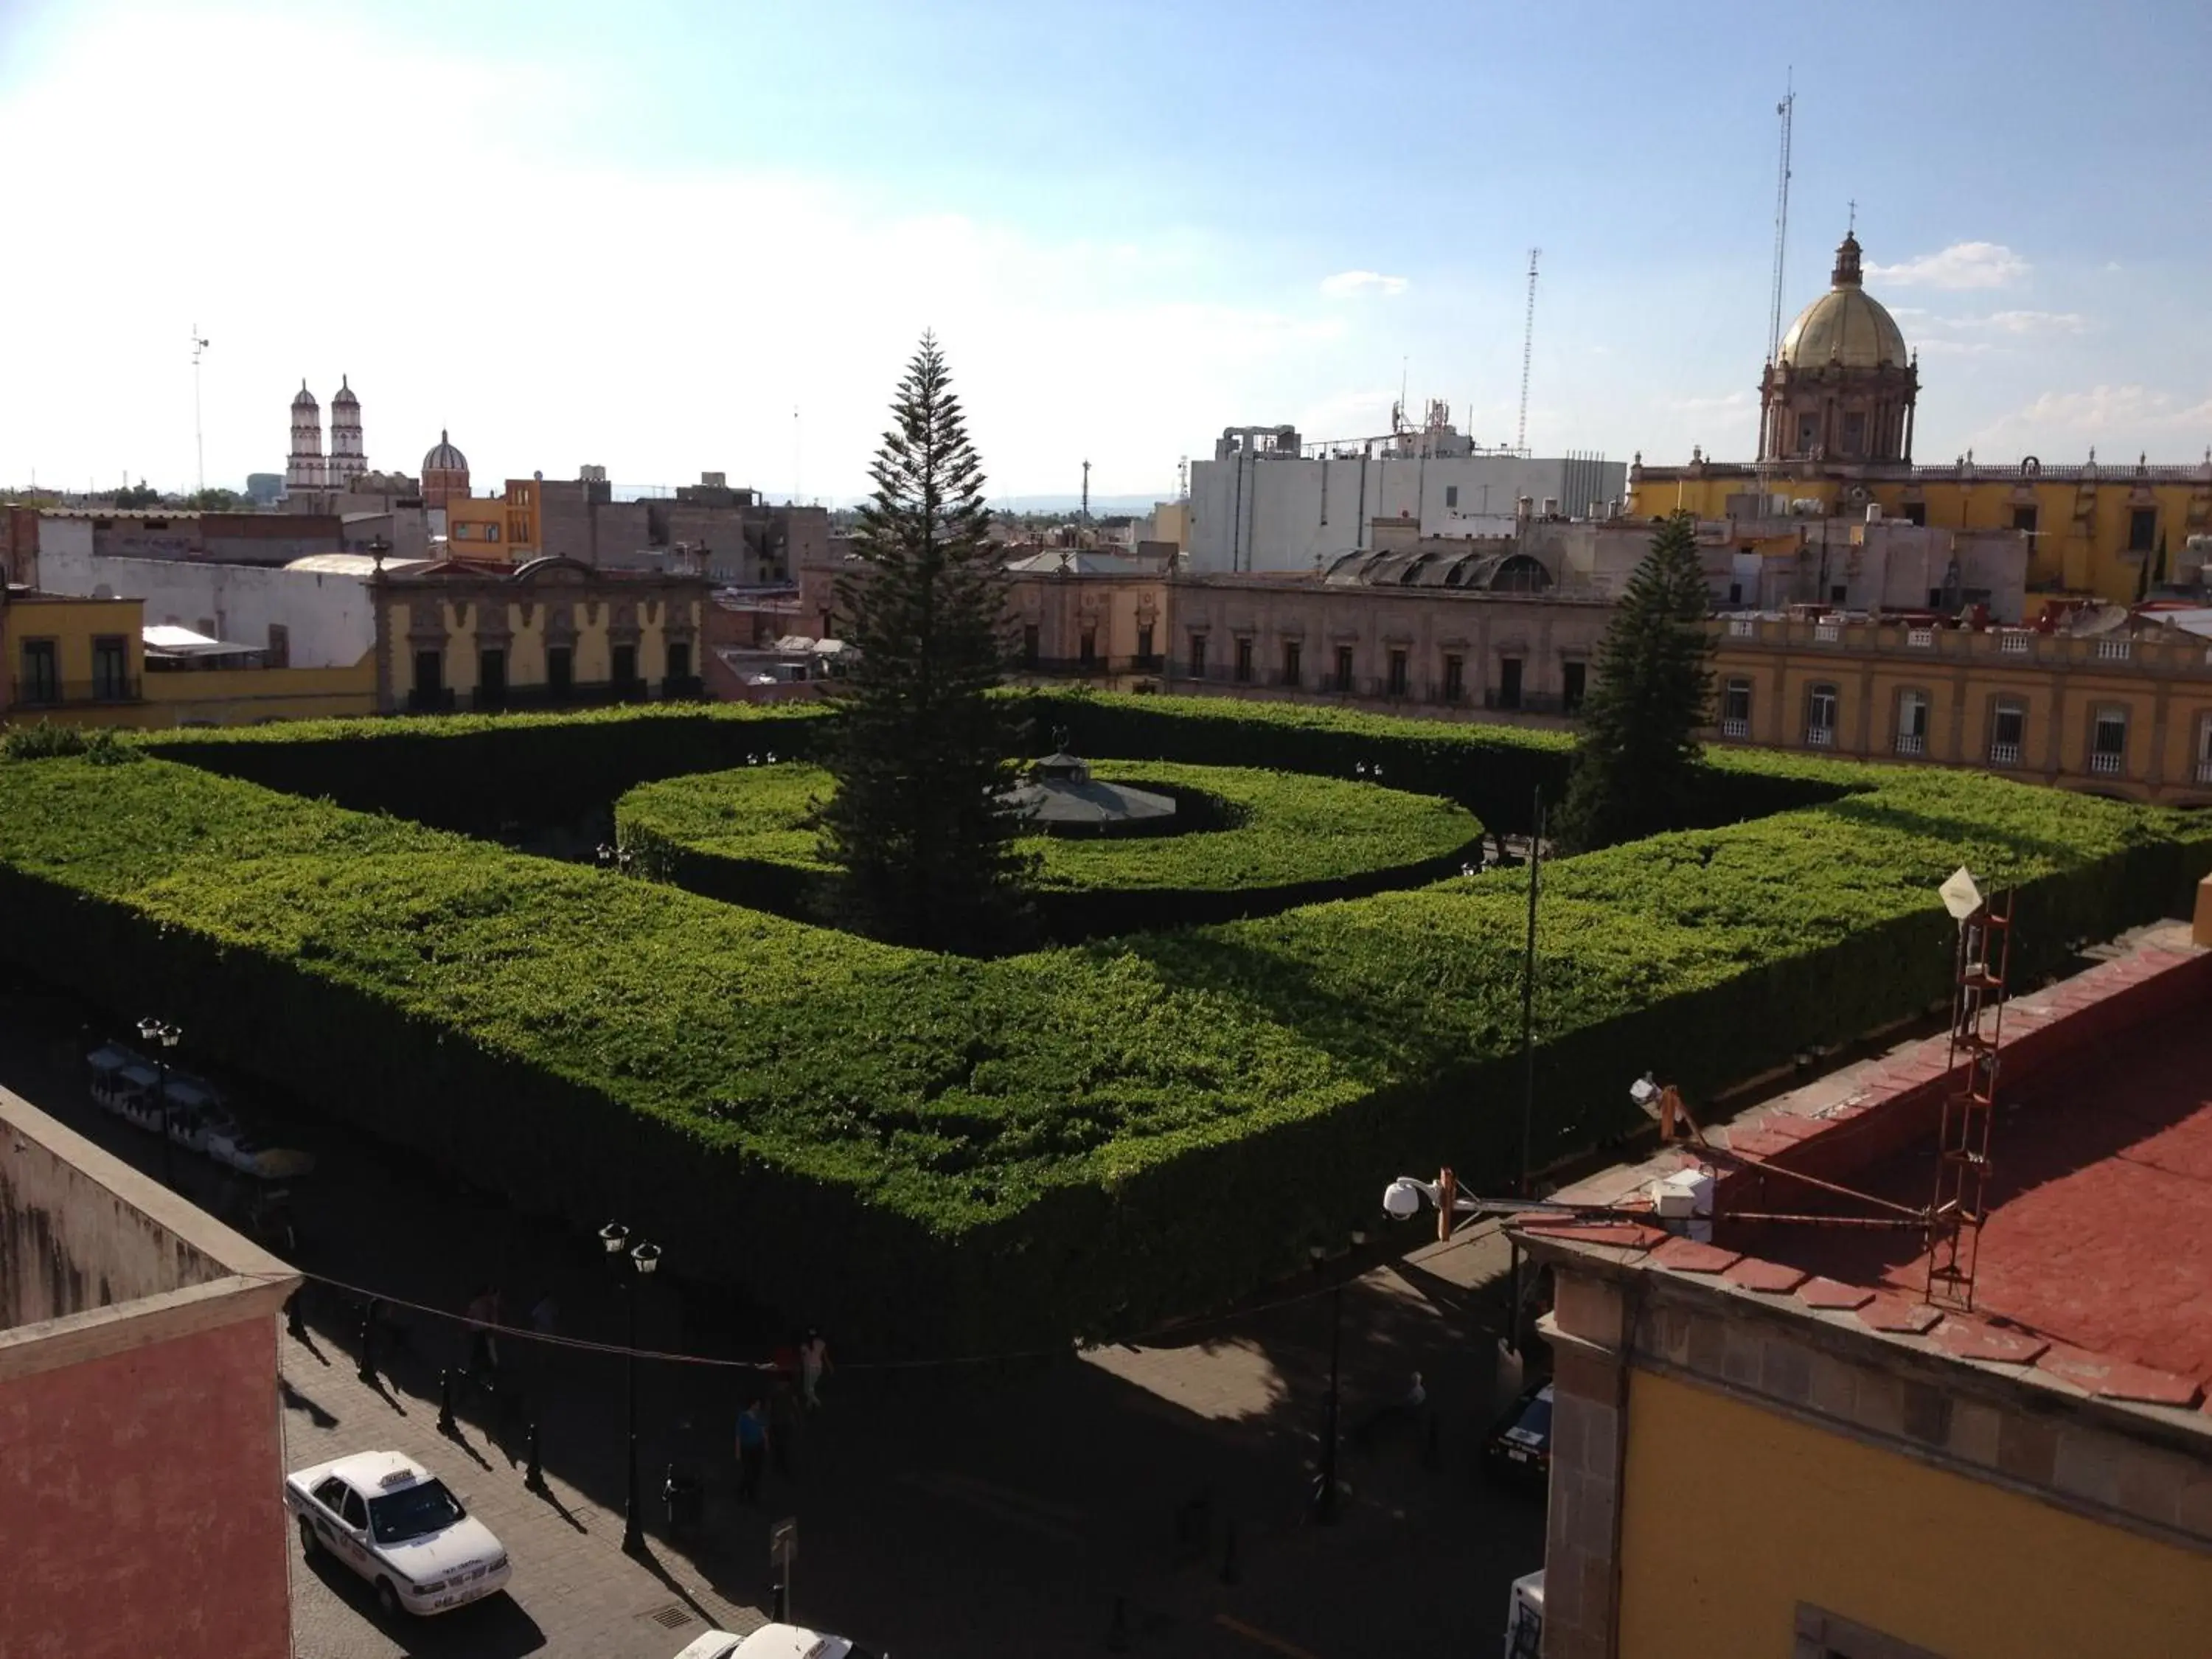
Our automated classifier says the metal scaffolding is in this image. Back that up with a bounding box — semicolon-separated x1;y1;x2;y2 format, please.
1924;888;2014;1309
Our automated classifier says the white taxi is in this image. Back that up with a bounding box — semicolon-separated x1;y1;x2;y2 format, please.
674;1624;881;1659
285;1450;512;1618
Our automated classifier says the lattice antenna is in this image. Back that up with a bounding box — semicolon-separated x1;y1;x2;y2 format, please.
1766;74;1795;367
1516;248;1540;455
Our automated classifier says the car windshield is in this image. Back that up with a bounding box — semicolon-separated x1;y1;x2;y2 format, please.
366;1478;465;1544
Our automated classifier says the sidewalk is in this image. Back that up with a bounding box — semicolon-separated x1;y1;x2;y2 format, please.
0;981;1547;1658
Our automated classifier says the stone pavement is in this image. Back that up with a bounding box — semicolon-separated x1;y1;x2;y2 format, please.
279;1316;767;1658
0;981;1548;1658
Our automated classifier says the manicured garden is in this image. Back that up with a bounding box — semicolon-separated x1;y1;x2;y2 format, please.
1;693;2203;1350
614;759;1484;938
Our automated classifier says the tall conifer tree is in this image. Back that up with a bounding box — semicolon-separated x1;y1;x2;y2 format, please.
1556;511;1714;852
818;333;1029;948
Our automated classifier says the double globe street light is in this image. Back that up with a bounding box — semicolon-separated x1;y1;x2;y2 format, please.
136;1016;182;1190
599;1222;662;1554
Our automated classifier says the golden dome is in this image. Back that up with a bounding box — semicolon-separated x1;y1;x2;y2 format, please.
1777;232;1909;370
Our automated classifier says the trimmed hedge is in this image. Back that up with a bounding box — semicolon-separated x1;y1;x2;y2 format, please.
4;697;2207;1352
614;760;1484;939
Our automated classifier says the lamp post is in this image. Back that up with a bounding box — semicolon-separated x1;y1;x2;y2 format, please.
365;533;392;576
136;1017;181;1190
600;1221;661;1554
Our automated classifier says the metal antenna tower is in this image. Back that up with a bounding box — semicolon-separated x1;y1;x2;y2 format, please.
1765;74;1795;368
1081;458;1091;527
1515;249;1540;456
190;323;211;493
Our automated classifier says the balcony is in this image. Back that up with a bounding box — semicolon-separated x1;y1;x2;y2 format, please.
1815;623;1840;643
2097;638;2133;661
2197;758;2212;785
1806;726;1835;748
2090;751;2124;777
1906;628;1935;649
406;686;456;712
1719;717;1750;739
1894;733;1926;757
2000;633;2031;655
1989;742;2023;767
10;677;142;707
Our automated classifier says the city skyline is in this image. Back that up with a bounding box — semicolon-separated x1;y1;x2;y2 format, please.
2;0;2208;501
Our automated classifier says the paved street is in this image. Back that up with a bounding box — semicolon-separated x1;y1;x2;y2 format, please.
1;977;1547;1658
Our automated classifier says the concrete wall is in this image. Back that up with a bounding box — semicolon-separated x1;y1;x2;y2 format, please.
35;545;376;669
1615;1368;2212;1659
0;1316;293;1659
1188;453;1627;574
0;1088;296;1659
143;660;378;726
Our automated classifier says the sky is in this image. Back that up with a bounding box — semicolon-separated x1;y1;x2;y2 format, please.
1;0;2208;505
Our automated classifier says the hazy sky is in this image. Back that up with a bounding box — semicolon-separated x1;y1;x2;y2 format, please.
3;0;2208;503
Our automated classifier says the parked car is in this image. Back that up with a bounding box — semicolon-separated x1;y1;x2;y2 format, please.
675;1624;881;1659
285;1450;510;1618
87;1045;164;1133
1483;1379;1554;1486
205;1117;317;1179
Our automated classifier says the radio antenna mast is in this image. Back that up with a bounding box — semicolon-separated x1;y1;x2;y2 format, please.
1766;74;1795;368
190;324;211;493
1515;248;1540;456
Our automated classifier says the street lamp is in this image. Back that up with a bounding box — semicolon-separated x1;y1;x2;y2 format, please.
600;1221;661;1554
136;1017;181;1189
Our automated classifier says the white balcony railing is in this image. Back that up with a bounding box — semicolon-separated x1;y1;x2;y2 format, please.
2098;638;2133;661
2090;751;2124;776
1806;726;1835;748
1895;734;1925;757
1989;742;2023;767
1815;623;1840;643
1728;618;1755;638
1721;717;1750;739
2000;633;2031;655
1907;628;1935;649
2197;757;2212;785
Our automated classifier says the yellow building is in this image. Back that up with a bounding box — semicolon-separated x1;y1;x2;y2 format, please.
1520;939;2212;1659
442;478;543;561
371;554;709;712
1630;230;2212;603
1709;612;2212;804
1;590;146;726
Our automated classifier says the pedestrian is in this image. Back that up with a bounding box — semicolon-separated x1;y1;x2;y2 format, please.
735;1398;769;1503
800;1329;831;1408
465;1285;503;1396
768;1380;799;1479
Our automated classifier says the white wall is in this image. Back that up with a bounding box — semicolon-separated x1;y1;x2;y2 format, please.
33;546;376;668
1188;453;1628;573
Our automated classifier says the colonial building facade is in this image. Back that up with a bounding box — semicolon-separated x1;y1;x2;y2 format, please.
370;555;709;714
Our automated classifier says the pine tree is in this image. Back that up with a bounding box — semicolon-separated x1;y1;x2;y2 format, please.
1555;511;1714;852
818;333;1030;950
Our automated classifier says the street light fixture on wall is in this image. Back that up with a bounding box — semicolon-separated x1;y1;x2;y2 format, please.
599;1221;661;1554
136;1016;181;1189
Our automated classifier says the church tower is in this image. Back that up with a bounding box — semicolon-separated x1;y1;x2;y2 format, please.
1758;231;1919;466
328;376;368;488
285;382;326;493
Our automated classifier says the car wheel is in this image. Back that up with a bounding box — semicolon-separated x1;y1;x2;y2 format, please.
297;1516;319;1559
375;1577;404;1621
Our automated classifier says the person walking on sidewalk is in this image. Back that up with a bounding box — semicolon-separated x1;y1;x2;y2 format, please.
800;1329;832;1408
736;1398;770;1503
464;1286;503;1393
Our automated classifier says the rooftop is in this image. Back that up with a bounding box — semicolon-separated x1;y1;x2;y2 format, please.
1526;928;2212;1416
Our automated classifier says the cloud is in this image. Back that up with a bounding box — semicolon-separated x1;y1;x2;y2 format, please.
1318;270;1408;299
1864;242;2028;291
1964;310;2087;335
1968;384;2212;455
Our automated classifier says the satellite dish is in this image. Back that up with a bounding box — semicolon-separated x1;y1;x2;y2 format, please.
1939;866;1983;922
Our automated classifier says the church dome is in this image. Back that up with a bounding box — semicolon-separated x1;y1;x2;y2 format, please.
292;380;319;410
1777;232;1909;370
422;429;469;473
